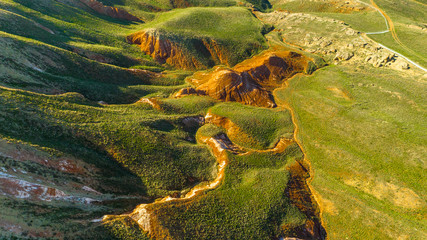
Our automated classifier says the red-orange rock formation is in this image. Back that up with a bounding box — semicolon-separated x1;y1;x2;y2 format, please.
177;67;276;107
127;30;234;70
80;0;143;22
175;50;311;107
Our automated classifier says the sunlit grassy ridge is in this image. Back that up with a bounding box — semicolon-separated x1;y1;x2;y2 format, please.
136;7;269;67
143;7;263;40
210;103;295;149
99;0;272;13
0;1;278;238
276;65;427;239
0;0;150;66
0;0;179;104
111;120;308;240
1;0;426;239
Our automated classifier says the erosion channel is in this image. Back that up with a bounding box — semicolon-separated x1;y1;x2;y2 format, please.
103;43;327;239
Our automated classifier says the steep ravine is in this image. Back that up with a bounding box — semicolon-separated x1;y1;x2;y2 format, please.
127;29;239;70
103;98;326;239
105;15;326;236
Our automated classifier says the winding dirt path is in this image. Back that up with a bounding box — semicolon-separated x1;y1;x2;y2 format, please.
363;0;427;71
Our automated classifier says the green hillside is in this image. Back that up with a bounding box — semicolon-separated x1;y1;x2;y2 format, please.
0;0;425;239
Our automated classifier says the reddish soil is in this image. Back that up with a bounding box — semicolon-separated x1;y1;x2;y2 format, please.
127;30;232;70
80;0;142;22
0;176;67;201
175;50;310;107
282;161;326;239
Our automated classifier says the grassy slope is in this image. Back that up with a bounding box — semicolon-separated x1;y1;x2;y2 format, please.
0;0;186;104
210;103;295;149
272;0;427;67
276;65;427;239
0;86;218;238
367;0;427;67
1;0;425;239
131;114;308;240
99;0;271;13
0;0;151;67
0;87;217;194
0;1;277;237
140;6;268;67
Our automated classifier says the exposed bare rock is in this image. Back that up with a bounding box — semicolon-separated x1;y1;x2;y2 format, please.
137;97;162;110
0;171;96;204
258;11;417;72
176;68;276;108
391;59;410;70
365;52;396;67
79;0;142;22
345;28;357;36
175;50;311;107
334;51;354;61
127;29;236;70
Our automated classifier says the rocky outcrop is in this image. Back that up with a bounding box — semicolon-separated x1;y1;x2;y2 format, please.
259;11;413;71
176;67;276;108
80;0;142;22
127;29;235;70
127;30;205;70
364;51;411;70
175;50;311;107
0;171;96;203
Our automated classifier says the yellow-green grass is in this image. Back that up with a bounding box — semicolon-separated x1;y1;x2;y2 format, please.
210;102;295;149
0;0;151;67
273;0;427;67
0;87;218;195
0;31;191;103
139;7;269;67
110;141;307;239
0;86;219;238
276;65;427;239
99;0;271;14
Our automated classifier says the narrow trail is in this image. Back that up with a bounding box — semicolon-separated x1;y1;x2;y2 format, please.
370;0;427;63
369;0;403;48
360;0;427;71
410;0;427;7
